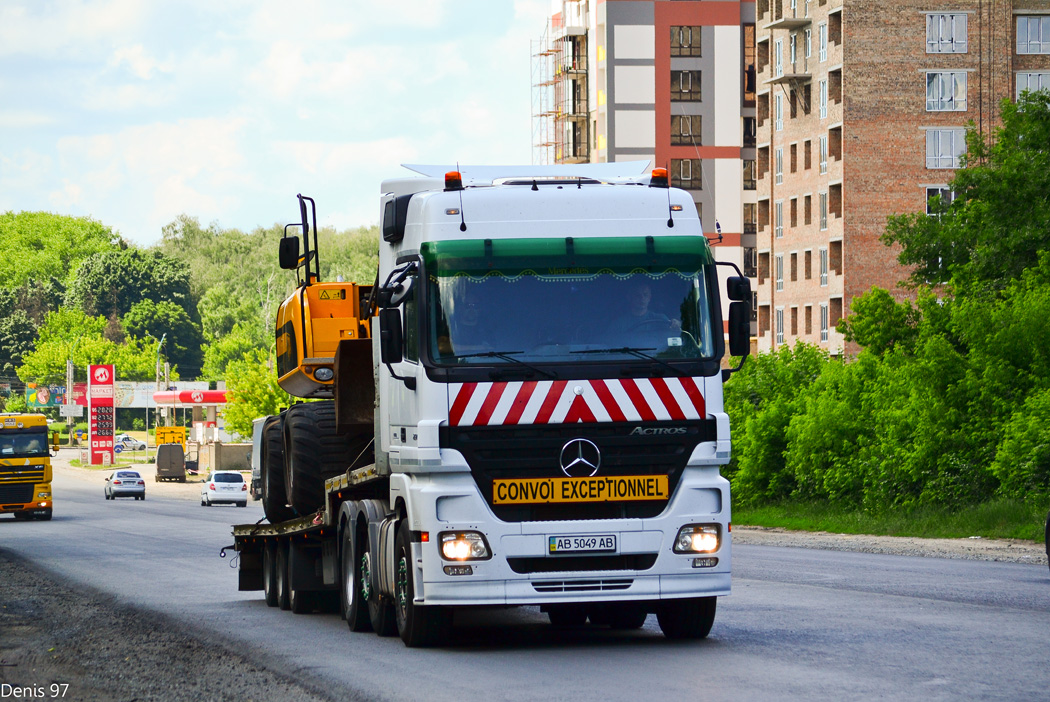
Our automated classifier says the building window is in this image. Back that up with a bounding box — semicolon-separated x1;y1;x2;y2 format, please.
775;256;784;292
744;202;757;234
671;115;703;145
1017;72;1050;99
805;28;812;59
774;39;784;77
926;186;956;215
926;72;967;112
1017;16;1050;54
775;148;784;184
819;192;828;231
927;14;968;54
805;304;813;335
818;23;828;62
744;159;757;190
775;200;784;239
776;308;785;344
819;80;828;118
819;135;828;173
775;94;784;131
790;251;798;282
671;159;702;189
819;247;828;286
790;33;798;67
744;116;757;147
672;70;702;101
926;129;966;169
804;249;812;280
671;26;702;57
819;303;829;342
804;194;812;225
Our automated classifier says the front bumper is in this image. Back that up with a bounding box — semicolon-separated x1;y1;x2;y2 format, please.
398;464;731;607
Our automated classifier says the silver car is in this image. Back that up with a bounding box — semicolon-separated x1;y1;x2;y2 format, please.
201;471;248;507
104;470;146;500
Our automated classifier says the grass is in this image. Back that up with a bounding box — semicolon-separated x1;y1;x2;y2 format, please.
734;498;1050;543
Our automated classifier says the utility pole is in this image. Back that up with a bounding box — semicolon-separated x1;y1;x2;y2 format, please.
148;333;166;453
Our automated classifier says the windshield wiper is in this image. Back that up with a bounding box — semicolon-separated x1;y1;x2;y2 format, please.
571;347;686;377
449;350;558;380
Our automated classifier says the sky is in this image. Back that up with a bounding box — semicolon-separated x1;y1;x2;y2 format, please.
0;0;551;246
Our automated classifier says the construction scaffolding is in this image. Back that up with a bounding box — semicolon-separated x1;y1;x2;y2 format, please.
532;1;590;165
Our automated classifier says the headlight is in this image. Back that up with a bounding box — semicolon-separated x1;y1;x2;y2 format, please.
314;367;334;381
673;524;720;554
38;492;50;498
439;531;491;561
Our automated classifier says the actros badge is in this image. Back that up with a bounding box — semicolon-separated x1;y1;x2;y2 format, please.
559;438;601;478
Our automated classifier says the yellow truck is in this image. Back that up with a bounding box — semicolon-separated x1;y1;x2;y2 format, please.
0;413;54;520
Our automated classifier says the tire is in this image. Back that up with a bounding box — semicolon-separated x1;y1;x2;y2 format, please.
364;529;397;637
276;540;291;611
289;583;314;614
657;597;716;640
201;498;207;506
283;401;372;516
261;417;294;523
547;605;587;627
394;520;451;647
341;523;372;632
607;603;648;630
262;543;279;607
237;501;247;508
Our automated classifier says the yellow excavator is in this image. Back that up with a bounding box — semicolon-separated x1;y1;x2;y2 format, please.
260;195;375;522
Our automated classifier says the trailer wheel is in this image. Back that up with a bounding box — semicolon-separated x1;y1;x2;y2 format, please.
363;536;397;637
262;542;279;607
341;524;373;632
276;540;291;611
657;597;716;640
289;584;314;614
394;520;451;647
284;401;371;515
262;417;294;523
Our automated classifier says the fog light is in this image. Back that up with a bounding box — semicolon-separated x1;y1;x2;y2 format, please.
443;565;473;576
439;531;491;561
693;557;719;568
315;367;334;381
39;501;49;508
674;524;720;554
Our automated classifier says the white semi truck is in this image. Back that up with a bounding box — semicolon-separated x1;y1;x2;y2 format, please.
232;163;751;646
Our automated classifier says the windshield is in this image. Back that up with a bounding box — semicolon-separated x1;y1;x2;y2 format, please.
0;429;49;459
423;236;717;366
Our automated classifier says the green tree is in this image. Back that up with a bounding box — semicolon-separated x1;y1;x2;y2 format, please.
883;90;1050;290
222;348;290;439
837;287;922;356
200;322;266;380
17;308;158;383
66;248;197;323
0;290;36;376
0;211;120;289
123;299;205;378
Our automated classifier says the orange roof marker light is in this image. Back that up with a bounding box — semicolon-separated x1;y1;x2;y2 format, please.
445;171;464;191
649;168;669;188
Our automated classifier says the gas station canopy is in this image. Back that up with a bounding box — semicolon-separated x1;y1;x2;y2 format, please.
152;390;227;406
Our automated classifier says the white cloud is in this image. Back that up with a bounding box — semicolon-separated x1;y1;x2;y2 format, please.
108;44;172;80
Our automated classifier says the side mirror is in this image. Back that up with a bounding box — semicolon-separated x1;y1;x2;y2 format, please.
728;301;751;358
379;308;403;364
726;276;751;302
279;237;300;270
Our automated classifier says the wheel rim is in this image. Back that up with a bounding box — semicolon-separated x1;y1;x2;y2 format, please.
360;553;372;601
396;551;408;618
344;544;355;607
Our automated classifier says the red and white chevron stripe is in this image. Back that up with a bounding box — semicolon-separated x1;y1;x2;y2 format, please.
448;378;707;427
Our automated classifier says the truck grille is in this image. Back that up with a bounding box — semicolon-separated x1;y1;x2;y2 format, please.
0;484;34;503
0;471;45;484
532;579;634;593
509;554;657;574
440;419;714;522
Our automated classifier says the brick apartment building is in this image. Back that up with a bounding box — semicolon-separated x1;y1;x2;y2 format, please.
754;0;1050;355
533;0;760;339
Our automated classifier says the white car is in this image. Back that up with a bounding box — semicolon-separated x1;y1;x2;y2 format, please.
115;434;147;451
201;471;248;507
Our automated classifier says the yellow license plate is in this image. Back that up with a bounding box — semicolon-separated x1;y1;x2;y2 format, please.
492;475;669;505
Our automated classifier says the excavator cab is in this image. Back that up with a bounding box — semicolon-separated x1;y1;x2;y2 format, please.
275;194;373;399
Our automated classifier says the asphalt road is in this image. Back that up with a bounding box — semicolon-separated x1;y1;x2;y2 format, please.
2;463;1048;702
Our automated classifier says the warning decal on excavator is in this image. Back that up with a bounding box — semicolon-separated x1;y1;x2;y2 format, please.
318;289;346;300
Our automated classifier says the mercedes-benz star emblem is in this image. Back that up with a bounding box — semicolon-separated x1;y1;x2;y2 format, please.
559;438;601;478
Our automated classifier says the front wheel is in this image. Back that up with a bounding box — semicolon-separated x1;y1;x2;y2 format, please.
394;520;451;647
657;597;716;640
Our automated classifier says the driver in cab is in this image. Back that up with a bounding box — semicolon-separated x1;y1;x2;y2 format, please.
604;280;681;343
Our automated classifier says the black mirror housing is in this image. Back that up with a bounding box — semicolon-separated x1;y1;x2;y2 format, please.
728;301;751;358
726;276;751;302
279;237;300;270
379;308;404;364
